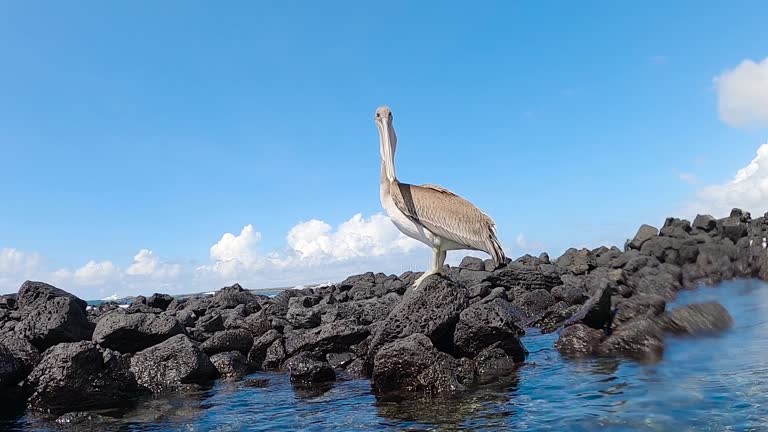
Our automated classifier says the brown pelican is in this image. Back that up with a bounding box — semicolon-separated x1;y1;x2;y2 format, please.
375;105;506;288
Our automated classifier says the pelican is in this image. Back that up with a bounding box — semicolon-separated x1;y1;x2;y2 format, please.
375;105;506;289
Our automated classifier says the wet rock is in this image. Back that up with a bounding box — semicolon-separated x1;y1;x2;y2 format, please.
210;351;251;378
657;302;733;334
368;276;466;358
130;334;217;393
146;293;175;311
55;411;114;426
247;329;281;366
344;358;369;378
17;281;87;314
18;295;94;350
562;286;612;330
285;355;336;383
612;294;666;327
201;329;254;355
285;319;370;357
554;324;604;357
598;319;663;361
372;333;475;397
512;289;556;318
0;343;21;387
474;342;520;379
326;352;355;369
555;248;596;275
693;214;717;232
452;299;526;359
0;335;41;376
24;341;146;413
93;310;184;353
628;224;658;250
529;301;579;332
262;338;286;370
627;266;682;299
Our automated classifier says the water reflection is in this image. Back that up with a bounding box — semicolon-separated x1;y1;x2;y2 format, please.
5;280;768;430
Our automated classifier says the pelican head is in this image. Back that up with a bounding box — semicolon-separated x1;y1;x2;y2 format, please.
376;105;398;181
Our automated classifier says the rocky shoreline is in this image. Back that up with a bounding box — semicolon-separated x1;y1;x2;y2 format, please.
0;209;759;425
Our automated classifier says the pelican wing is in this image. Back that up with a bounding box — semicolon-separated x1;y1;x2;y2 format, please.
390;181;506;265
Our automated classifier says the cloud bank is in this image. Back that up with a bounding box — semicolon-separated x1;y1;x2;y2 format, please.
0;213;436;299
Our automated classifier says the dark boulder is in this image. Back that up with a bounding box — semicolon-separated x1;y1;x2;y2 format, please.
474;342;521;379
210;351;251;378
692;214;717;232
551;284;588;305
459;256;486;271
284;319;370;357
486;263;563;291
129;334;217;393
326;352;355;369
0;343;21;387
24;341;146;413
247;329;281;367
285;355;336;383
453;299;526;359
0;335;41;376
512;289;556;318
372;333;475;397
201;329;254;355
146;293;175;311
17;281;87;314
612;294;666;327
628;224;659;250
322;293;400;325
555;248;596;275
368;276;466;359
18;295;94;350
562;286;612;330
554;324;604;357
224;313;272;337
286;302;321;329
262;338;287;370
657;302;733;334
93;310;184;353
208;283;261;311
598;319;663;361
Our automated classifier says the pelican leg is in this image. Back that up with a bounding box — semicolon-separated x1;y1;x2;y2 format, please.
413;248;446;289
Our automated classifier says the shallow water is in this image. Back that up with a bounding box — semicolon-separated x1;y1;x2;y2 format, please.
5;279;768;431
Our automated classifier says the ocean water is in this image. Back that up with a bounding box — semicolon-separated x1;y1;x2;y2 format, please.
5;279;768;431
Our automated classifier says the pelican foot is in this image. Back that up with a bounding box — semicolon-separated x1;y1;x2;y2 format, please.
412;270;441;290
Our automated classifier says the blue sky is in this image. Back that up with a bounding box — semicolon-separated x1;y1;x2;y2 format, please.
2;1;768;298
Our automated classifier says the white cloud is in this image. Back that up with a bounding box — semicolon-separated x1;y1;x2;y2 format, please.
287;213;423;262
515;233;545;253
715;57;768;127
72;260;119;286
126;249;182;278
197;213;426;284
688;142;768;217
0;248;41;276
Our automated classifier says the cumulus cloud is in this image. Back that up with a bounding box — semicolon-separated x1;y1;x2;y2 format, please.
197;213;426;284
0;248;43;291
515;233;545;254
287;213;423;262
126;249;182;279
715;57;768;127
688;143;768;217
